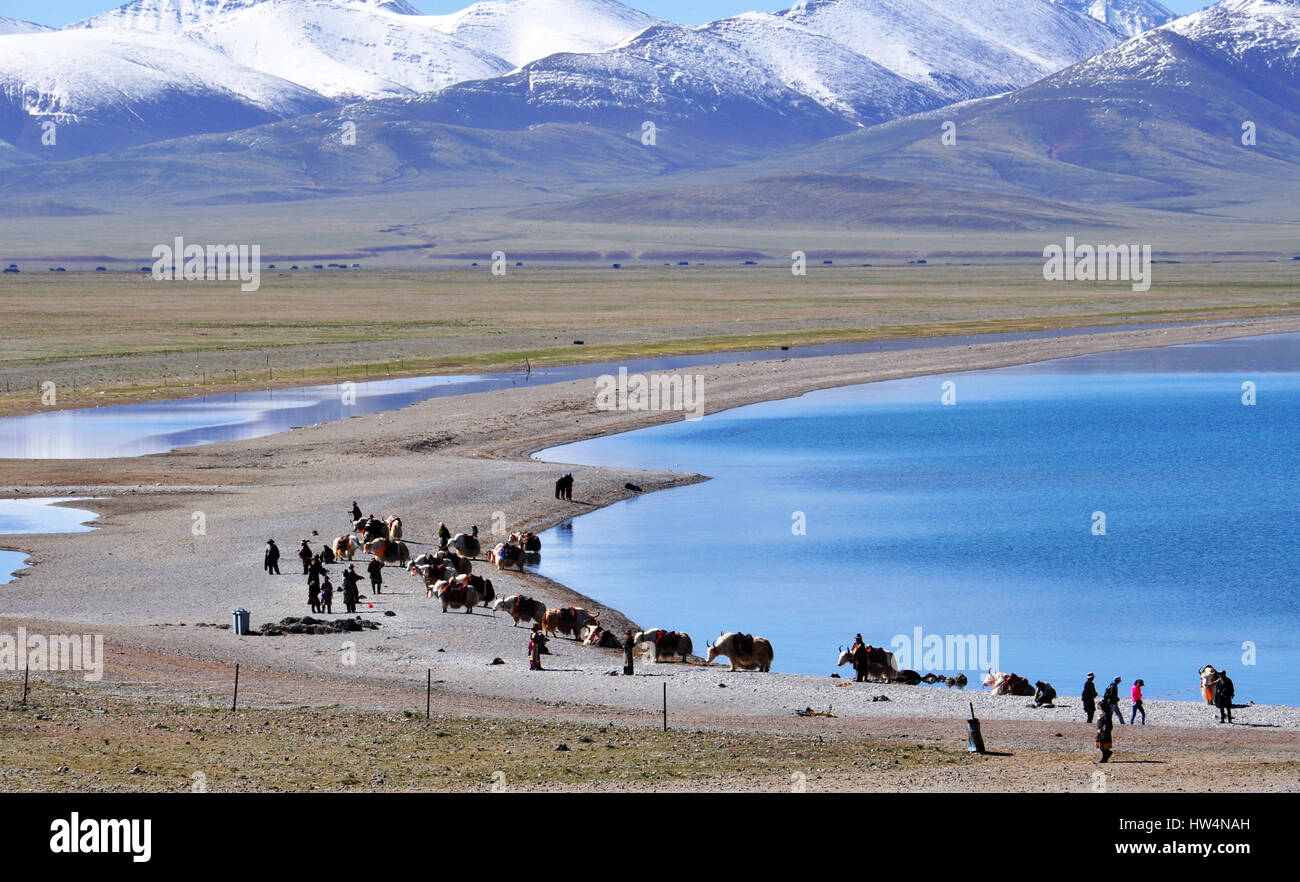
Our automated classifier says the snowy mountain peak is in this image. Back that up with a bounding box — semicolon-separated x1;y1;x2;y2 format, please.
0;17;54;35
73;0;422;31
1048;0;1176;38
426;0;666;68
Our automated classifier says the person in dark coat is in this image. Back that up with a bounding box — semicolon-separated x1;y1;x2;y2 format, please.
437;522;450;550
1096;708;1114;763
264;539;280;575
298;539;313;574
1033;680;1057;708
1214;670;1235;723
308;580;321;614
528;625;548;671
320;544;335;565
367;557;384;595
350;501;362;523
555;473;574;500
319;574;334;614
308;554;326;586
1082;673;1098;723
622;629;636;676
342;565;360;614
1103;677;1124;724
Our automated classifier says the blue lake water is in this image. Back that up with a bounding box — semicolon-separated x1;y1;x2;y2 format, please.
0;498;99;584
533;333;1300;706
0;321;1223;459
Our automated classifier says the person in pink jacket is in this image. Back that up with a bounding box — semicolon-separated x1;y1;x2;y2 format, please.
1130;679;1146;725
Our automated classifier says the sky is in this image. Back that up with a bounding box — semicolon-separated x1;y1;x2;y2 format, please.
4;0;1213;29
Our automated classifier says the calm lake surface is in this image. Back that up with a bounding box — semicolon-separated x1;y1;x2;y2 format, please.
0;322;1214;459
0;498;98;584
533;334;1300;706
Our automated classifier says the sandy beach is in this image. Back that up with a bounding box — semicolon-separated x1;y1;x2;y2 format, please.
3;316;1299;792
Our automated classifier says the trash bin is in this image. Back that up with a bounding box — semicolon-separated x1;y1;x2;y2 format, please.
232;608;250;636
967;702;986;754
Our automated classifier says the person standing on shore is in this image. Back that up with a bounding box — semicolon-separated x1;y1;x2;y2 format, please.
437;523;450;550
529;625;548;671
319;574;334;614
555;473;573;500
1103;677;1125;724
308;578;321;614
264;539;280;575
367;557;383;595
1130;679;1146;725
1214;669;1235;723
342;565;360;614
298;539;313;574
622;629;636;676
1096;707;1114;763
1082;673;1098;723
350;501;362;523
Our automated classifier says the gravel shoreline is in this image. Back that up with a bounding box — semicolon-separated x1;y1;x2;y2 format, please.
2;317;1299;748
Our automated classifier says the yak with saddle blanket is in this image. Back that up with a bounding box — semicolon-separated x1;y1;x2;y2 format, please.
543;606;597;639
434;574;490;613
583;623;623;649
634;628;693;662
494;594;547;627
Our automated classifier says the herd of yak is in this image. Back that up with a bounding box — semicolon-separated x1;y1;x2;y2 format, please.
321;510;777;670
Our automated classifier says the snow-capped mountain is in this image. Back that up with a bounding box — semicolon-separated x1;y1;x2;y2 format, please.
0;27;331;155
683;0;1300;218
0;17;53;35
184;1;512;99
73;0;423;30
1048;0;1177;38
414;0;1126;142
779;0;1124;102
73;0;662;100
0;0;1194;164
424;0;666;68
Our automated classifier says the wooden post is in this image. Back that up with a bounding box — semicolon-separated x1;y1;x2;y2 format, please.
663;682;668;731
426;669;431;720
232;663;240;711
22;661;29;706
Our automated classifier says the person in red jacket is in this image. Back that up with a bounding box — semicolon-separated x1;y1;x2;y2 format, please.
1129;679;1146;725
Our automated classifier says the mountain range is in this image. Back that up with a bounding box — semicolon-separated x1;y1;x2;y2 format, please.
7;0;1300;247
1;0;1167;158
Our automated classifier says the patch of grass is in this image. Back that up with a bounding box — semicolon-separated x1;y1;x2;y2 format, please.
0;681;955;792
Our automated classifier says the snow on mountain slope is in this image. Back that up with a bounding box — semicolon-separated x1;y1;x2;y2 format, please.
425;0;665;67
1048;0;1176;37
187;1;512;99
74;0;422;30
0;18;53;35
73;0;656;101
1164;0;1300;78
698;12;947;124
781;0;1124;101
0;27;332;155
412;22;859;147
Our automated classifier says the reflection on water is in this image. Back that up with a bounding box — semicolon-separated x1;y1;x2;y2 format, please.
0;321;1235;459
532;333;1300;705
0;497;99;584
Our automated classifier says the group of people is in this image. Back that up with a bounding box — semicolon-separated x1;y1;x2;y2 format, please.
263;530;386;616
1081;673;1146;726
1082;673;1144;763
1084;667;1238;763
